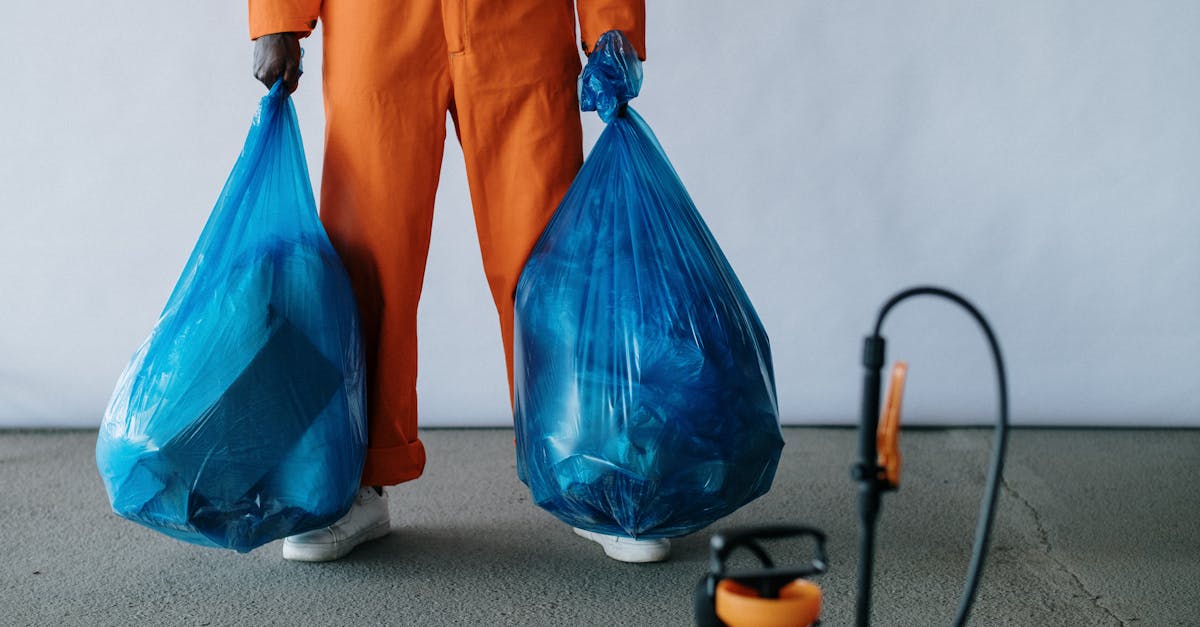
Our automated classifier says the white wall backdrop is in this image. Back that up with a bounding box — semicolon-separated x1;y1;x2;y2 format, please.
1;1;1196;428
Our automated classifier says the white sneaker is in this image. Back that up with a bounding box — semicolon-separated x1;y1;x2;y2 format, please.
573;527;671;563
282;487;390;562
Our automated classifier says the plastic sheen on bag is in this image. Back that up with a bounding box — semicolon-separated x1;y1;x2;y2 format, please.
96;82;367;552
514;31;784;540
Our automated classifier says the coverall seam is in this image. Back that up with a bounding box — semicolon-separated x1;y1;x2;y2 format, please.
461;0;471;52
446;0;470;55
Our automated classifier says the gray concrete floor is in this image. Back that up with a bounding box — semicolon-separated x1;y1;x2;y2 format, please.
1;428;1197;626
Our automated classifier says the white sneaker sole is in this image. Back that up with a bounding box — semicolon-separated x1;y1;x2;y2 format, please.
573;527;671;563
281;519;391;562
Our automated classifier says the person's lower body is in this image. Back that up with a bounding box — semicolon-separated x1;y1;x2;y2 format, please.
282;0;590;561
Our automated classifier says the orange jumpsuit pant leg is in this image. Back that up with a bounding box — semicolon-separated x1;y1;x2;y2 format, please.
444;0;585;399
318;0;452;487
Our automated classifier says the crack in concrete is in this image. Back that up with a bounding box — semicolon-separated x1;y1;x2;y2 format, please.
1002;478;1131;626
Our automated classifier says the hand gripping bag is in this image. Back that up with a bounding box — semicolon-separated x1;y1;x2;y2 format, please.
513;32;784;539
96;82;366;552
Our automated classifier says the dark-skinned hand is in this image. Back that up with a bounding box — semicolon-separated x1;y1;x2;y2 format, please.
253;32;302;93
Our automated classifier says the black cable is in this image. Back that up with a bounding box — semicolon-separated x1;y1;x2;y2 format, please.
857;286;1010;627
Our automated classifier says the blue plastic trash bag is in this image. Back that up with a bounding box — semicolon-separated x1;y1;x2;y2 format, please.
514;31;784;539
96;82;367;553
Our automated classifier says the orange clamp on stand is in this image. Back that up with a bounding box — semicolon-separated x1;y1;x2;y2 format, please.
876;362;907;490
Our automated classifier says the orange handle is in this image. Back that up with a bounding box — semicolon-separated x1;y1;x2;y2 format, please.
715;579;822;627
877;361;907;489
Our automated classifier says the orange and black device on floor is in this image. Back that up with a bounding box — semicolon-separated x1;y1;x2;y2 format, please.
694;286;1010;627
693;526;828;627
693;365;906;627
852;287;1009;627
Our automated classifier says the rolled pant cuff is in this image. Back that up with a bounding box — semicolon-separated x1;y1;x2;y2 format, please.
361;438;427;486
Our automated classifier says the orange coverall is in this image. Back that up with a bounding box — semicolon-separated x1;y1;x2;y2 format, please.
249;1;646;487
